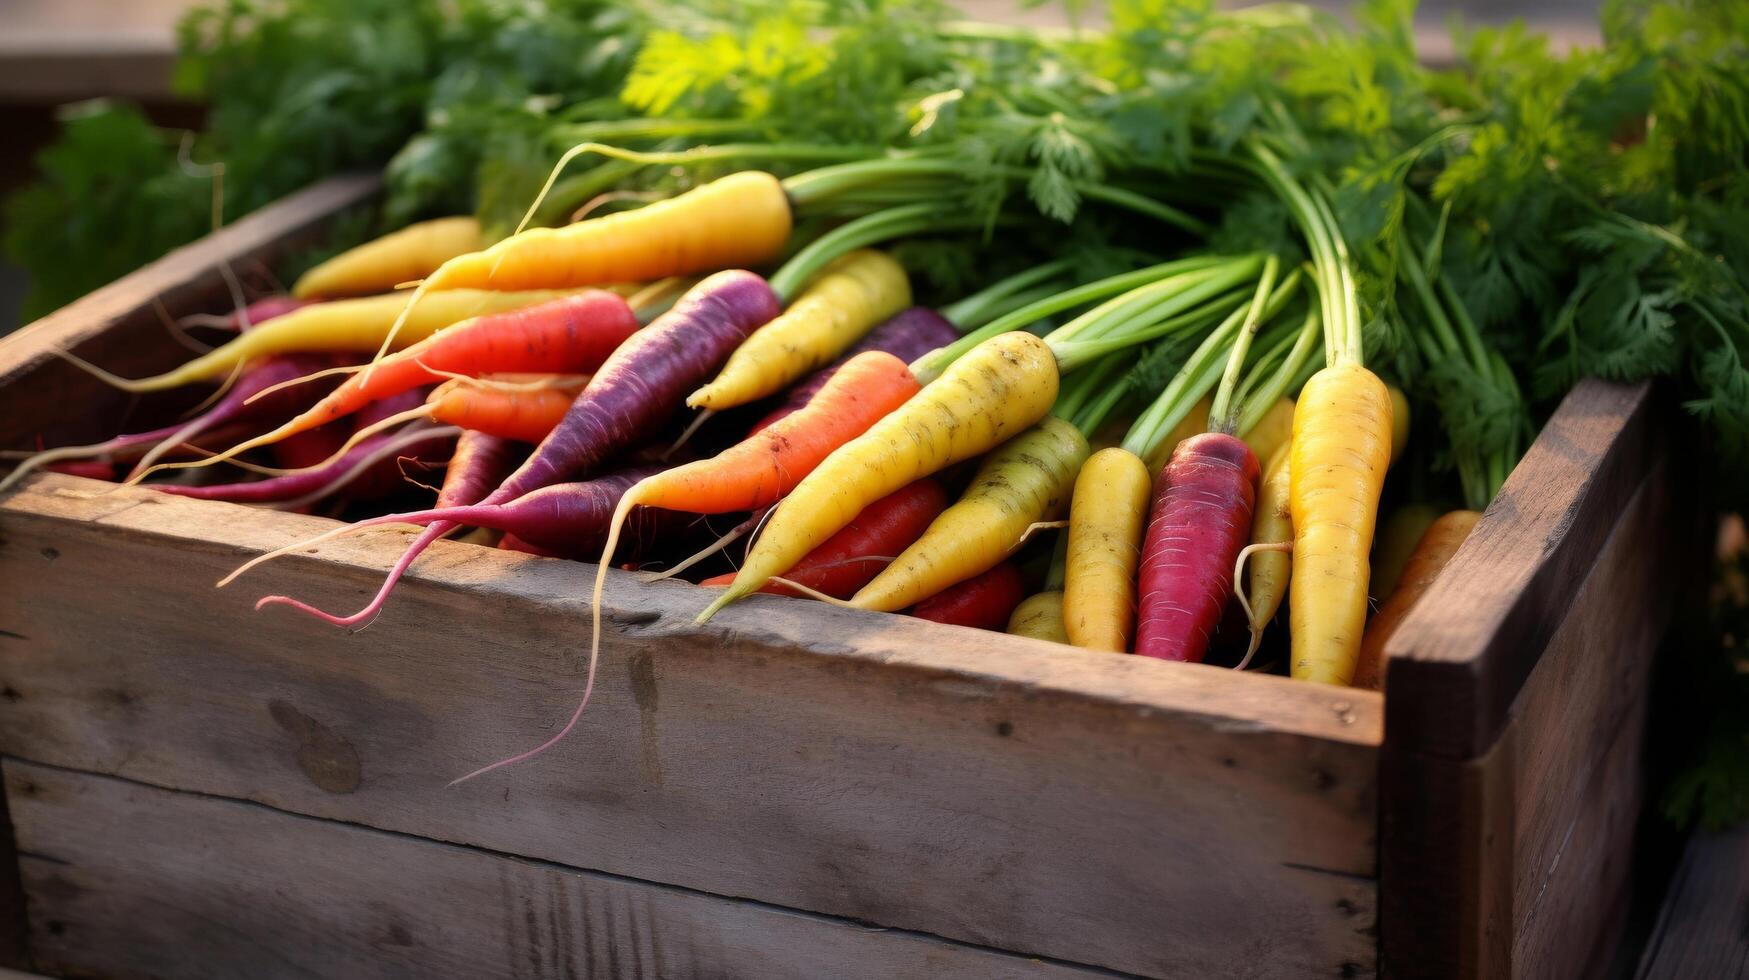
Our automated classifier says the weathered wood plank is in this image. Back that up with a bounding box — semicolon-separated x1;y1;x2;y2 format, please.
0;174;380;450
1635;827;1749;980
0;474;1381;979
1508;464;1675;971
5;761;1124;980
1381;454;1677;980
1383;381;1659;758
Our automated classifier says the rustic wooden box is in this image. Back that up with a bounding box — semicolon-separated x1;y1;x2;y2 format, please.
0;177;1689;979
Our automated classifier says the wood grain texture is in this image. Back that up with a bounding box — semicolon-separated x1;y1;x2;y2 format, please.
1383;380;1658;758
0;474;1381;979
0;174;380;451
1381;454;1678;979
5;761;1122;980
1635;827;1749;980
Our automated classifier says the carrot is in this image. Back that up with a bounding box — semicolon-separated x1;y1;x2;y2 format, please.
850;415;1086;612
748;307;958;434
1134;433;1261;661
163;291;636;469
697;330;1060;624
687;249;910;411
1126;255;1294;663
1287;363;1393;684
476;270;781;508
910;562;1025;631
578;351;921;740
293;217;484;299
1007;591;1069;643
1063;446;1151;651
1387;383;1411;465
1142;395;1212;475
159;425;455;505
68;289;580;394
256;430;519;627
699;480;948;599
420;172;791;294
425;378;590;444
1248;142;1395;686
1238;445;1293;659
231;462;689;594
1;352;347;493
1371;503;1440;601
1352;510;1481;690
1240;397;1295;471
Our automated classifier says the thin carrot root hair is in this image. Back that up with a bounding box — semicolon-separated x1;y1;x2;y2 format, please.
129;405;431;487
641;521;750;582
1233;541;1293;670
765;577;859;608
218;505;433;588
255;522;461;629
664;410;714;460
52;349;155;393
1015;520;1070;548
156;300;215;354
243;362;365;406
423;367;590;392
269;426;457;511
179;359;247;420
572;190;662;223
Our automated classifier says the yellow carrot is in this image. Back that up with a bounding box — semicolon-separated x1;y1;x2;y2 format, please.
71;289;580;393
697;331;1059;623
422;171;792;293
1239;397;1295;472
1143;394;1212;474
1388;383;1411;464
1008;591;1069;643
1370;503;1440;600
293;217;484;299
1241;445;1293;657
1288;363;1394;685
1062;447;1151;651
1353;509;1480;690
687;249;910;410
851;416;1087;612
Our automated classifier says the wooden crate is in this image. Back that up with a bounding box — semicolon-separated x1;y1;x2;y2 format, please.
0;177;1690;979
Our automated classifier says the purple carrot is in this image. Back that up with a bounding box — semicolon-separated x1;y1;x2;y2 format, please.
1133;433;1261;663
224;462;702;602
478;270;780;508
257;430;520;627
749;307;959;433
1;352;349;493
155;389;443;505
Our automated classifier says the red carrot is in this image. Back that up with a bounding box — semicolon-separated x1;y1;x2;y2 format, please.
700;480;948;598
188;291;639;468
1133;433;1260;662
748;307;959;434
910;562;1025;631
257;430;520;627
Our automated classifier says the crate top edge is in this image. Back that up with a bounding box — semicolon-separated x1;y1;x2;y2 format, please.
1;473;1385;752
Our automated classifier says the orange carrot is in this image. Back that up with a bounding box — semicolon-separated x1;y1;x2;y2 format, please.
1352;510;1481;690
165;291;636;473
426;378;589;444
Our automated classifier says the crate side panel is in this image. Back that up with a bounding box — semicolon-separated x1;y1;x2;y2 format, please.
5;762;1119;980
0;478;1380;979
